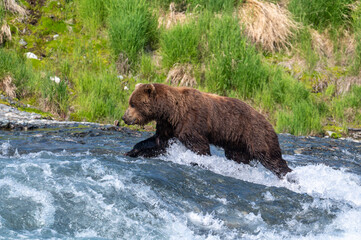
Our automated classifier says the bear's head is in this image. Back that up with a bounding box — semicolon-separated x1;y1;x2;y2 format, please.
122;83;156;125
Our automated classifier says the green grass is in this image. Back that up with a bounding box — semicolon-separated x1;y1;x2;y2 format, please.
288;0;354;30
77;0;106;33
0;1;4;25
352;3;361;73
331;85;361;125
204;14;269;97
0;49;35;97
2;0;360;135
160;21;201;69
276;100;322;136
107;0;158;69
151;0;237;12
73;69;126;122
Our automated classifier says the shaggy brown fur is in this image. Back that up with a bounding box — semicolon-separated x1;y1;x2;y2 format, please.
122;83;292;178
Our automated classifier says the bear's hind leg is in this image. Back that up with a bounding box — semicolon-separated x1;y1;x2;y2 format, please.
224;149;251;164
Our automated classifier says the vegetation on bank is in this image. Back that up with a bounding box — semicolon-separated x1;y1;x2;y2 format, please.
0;0;360;137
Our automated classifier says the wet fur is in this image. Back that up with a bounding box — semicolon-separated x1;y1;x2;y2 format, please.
122;83;292;178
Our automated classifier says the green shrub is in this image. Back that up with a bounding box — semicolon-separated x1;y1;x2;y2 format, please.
107;0;158;68
205;14;269;97
160;21;201;69
77;0;106;33
288;0;354;30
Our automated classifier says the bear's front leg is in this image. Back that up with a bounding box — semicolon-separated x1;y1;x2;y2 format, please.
125;135;168;158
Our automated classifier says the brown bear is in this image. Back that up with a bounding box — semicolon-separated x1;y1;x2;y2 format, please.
122;83;292;179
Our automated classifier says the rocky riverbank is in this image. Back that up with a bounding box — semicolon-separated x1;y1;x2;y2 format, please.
0;103;123;131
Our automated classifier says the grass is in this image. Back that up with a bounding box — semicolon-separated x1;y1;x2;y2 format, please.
77;0;106;33
107;0;158;69
331;85;361;125
352;3;361;73
239;0;298;52
276;100;322;135
72;69;126;122
160;21;201;69
204;14;269;97
0;49;34;97
288;0;354;30
1;0;361;135
0;1;4;24
152;0;237;12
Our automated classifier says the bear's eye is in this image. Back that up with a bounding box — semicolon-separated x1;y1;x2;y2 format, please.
130;103;135;108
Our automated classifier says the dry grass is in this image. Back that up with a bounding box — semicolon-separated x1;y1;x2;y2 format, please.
0;23;11;44
336;76;361;94
0;75;17;98
158;3;190;29
166;64;197;87
1;0;27;44
309;29;334;60
3;0;27;16
238;0;299;52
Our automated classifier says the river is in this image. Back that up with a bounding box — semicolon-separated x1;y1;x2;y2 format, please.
0;126;360;239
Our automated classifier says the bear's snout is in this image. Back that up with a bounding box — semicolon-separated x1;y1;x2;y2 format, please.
122;110;133;125
122;108;139;125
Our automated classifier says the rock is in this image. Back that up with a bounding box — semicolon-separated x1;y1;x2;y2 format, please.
19;38;27;46
50;76;61;84
25;52;39;60
118;75;124;80
53;34;59;40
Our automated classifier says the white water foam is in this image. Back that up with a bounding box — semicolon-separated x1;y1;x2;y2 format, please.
160;142;361;239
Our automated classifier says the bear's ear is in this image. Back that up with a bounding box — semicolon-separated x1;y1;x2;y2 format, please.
135;83;143;89
143;84;156;97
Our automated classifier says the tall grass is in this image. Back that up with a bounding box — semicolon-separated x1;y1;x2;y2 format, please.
276;100;322;135
77;0;107;33
160;21;201;69
205;14;268;97
107;0;158;68
73;70;126;122
39;76;69;117
331;85;361;124
288;0;354;30
352;3;361;73
0;1;4;24
0;49;34;96
151;0;237;12
0;49;69;116
188;0;237;12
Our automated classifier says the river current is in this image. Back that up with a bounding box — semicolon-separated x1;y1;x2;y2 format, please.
0;126;360;239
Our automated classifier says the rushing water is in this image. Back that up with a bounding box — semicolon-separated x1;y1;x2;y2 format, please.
0;126;360;240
